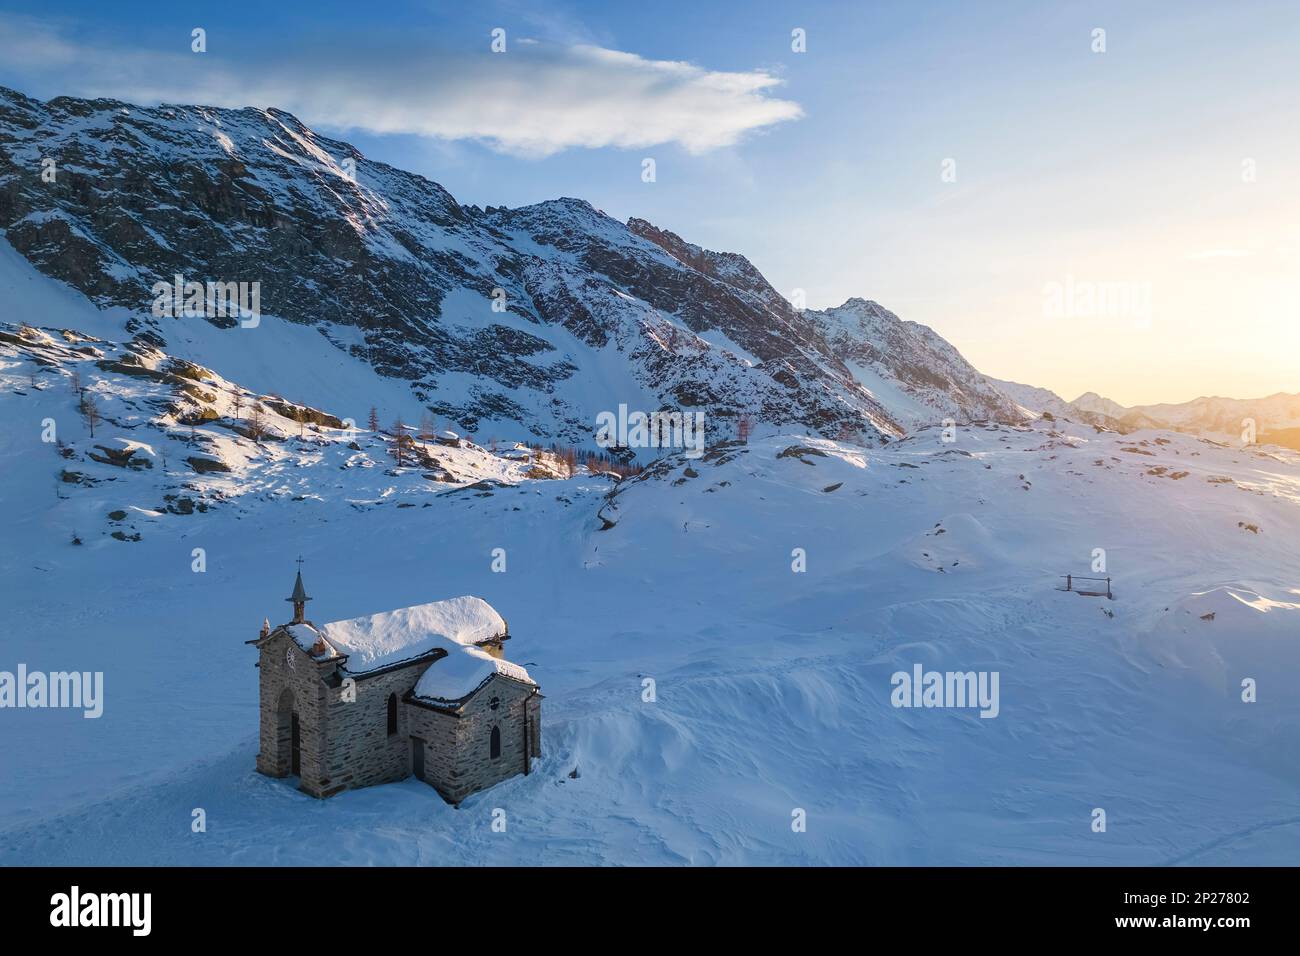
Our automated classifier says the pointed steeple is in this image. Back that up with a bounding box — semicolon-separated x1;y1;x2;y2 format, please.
286;557;311;624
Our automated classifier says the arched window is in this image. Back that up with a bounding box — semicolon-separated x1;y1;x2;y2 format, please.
490;724;501;760
387;693;398;736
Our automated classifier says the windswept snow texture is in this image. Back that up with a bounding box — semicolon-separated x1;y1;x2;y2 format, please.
3;298;1300;863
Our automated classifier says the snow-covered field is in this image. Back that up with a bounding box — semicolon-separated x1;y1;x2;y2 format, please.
2;211;1299;865
3;311;1299;865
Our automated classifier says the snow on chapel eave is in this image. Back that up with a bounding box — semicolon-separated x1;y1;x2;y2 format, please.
409;667;541;715
338;645;446;681
410;639;535;705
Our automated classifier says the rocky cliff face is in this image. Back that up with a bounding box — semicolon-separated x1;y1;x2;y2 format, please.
0;85;1025;450
806;298;1026;428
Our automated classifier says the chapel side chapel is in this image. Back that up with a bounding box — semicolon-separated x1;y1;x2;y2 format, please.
250;567;541;804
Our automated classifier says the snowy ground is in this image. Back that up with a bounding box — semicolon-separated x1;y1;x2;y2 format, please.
2;314;1299;866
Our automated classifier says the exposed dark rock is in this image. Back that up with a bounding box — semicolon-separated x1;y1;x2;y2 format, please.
262;398;345;430
186;455;230;474
777;445;827;461
87;444;152;469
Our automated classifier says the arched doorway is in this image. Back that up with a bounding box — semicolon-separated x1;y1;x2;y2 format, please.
275;687;298;777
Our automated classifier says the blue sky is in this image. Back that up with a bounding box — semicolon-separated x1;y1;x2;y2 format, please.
1;0;1298;405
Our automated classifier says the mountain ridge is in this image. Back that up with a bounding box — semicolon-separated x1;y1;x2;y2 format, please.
0;85;1024;451
1002;376;1300;446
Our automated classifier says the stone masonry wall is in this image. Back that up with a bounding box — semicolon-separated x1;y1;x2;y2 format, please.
255;629;333;796
319;664;423;796
440;674;541;804
405;703;465;802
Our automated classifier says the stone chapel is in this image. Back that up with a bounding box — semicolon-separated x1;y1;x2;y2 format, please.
249;566;541;804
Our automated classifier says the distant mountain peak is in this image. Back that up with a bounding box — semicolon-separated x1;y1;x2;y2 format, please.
836;296;893;314
1070;392;1128;419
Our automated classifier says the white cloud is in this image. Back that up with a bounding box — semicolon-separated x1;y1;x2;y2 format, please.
0;16;802;157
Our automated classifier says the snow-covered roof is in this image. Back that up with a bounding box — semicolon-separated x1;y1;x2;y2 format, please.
286;622;338;660
413;642;533;704
279;595;531;702
316;596;507;673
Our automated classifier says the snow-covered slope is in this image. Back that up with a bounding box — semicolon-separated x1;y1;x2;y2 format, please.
4;318;1299;863
989;377;1083;420
807;298;1024;429
1071;391;1130;421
